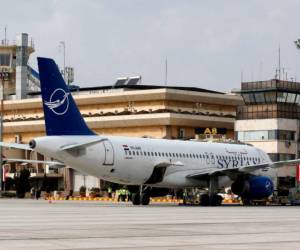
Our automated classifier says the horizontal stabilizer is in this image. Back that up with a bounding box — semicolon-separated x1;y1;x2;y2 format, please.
5;158;64;166
0;142;31;151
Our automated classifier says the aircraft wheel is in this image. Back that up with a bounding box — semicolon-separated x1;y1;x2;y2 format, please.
141;193;150;205
242;198;252;206
132;193;140;205
200;194;209;206
210;194;223;206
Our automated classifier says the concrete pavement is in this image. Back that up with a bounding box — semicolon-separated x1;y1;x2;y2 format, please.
0;199;300;249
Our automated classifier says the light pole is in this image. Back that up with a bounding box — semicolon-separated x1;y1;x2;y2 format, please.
59;41;66;82
0;69;8;194
295;39;300;190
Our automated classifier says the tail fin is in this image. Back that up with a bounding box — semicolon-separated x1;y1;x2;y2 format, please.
37;57;94;136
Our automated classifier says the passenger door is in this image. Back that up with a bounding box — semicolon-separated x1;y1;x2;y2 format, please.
102;140;114;165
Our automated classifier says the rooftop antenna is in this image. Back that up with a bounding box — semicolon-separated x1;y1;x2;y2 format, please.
294;39;300;83
59;41;66;84
274;68;278;79
240;70;243;82
259;61;263;80
278;45;281;80
164;57;168;86
4;25;7;45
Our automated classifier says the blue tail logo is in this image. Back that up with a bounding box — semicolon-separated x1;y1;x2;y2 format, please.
38;57;94;136
44;88;70;115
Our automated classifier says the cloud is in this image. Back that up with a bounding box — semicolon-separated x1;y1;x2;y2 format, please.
1;0;300;91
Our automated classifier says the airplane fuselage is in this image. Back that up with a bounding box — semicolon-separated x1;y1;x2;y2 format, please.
31;135;273;188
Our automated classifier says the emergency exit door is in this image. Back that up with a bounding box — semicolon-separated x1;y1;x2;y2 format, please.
102;140;114;165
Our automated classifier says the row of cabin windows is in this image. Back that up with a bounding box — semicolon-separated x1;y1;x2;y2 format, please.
125;150;261;162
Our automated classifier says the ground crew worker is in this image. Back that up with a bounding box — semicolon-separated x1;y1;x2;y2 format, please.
116;189;121;202
125;189;130;201
108;187;112;198
30;187;35;199
119;188;125;201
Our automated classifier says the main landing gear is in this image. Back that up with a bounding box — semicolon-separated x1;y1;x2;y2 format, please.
198;193;223;206
206;175;223;206
190;176;222;206
131;186;151;205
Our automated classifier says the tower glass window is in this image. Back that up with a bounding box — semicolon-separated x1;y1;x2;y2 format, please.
237;80;300;120
0;54;10;66
265;92;276;103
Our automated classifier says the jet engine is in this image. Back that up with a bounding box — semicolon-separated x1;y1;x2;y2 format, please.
231;176;274;200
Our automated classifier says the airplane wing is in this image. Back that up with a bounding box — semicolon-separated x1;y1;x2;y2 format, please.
239;159;300;173
4;158;65;166
0;142;32;150
187;159;300;178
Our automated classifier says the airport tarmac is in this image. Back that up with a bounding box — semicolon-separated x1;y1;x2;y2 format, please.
0;200;300;250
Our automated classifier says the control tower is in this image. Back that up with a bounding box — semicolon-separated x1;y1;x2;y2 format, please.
235;79;300;179
0;33;38;100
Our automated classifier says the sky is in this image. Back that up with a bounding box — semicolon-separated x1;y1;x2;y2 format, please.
1;0;300;91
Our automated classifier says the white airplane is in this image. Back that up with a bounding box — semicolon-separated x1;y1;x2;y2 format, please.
1;57;300;206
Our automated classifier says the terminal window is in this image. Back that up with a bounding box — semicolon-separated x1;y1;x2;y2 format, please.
237;104;300;120
268;153;295;162
0;54;10;66
236;130;295;141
